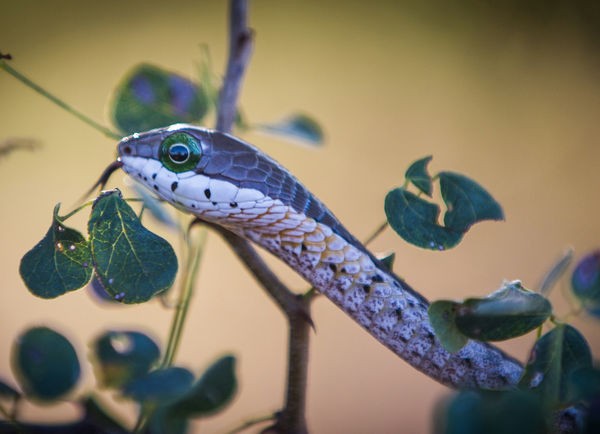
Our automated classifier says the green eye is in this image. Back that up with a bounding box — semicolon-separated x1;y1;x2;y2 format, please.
159;132;202;172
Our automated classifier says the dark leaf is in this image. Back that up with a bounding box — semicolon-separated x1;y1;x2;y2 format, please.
520;324;593;407
439;171;504;233
12;326;80;401
92;330;160;389
122;367;194;405
81;396;129;433
568;366;600;402
405;155;433;196
88;189;178;303
440;391;486;434
0;378;20;400
112;63;208;134
20;204;93;298
571;250;600;317
171;355;237;417
377;252;395;272
455;281;552;341
384;187;463;250
428;301;468;353
257;113;324;145
539;248;574;295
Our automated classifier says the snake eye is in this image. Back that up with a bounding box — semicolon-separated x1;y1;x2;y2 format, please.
159;132;202;172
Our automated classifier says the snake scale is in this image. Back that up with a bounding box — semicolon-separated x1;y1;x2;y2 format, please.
116;123;523;390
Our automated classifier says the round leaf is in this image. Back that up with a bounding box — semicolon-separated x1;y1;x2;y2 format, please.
20;204;92;298
428;301;468;353
455;281;552;341
122;367;194;405
12;326;80;401
112;63;208;134
171;355;237;417
88;189;178;303
439;171;504;233
520;324;593;408
405;155;433;196
384;187;463;250
92;330;160;388
571;250;600;316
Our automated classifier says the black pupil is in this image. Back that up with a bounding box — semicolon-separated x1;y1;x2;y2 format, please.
168;144;189;163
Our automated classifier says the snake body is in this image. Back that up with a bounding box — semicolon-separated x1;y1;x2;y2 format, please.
117;124;523;389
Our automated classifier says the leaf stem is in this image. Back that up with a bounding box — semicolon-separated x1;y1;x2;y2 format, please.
0;60;121;140
363;220;388;247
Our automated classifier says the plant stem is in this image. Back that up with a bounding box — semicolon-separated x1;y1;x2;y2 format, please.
161;227;207;368
363;220;388;247
0;60;121;140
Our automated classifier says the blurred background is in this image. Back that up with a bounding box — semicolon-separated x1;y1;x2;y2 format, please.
1;0;599;432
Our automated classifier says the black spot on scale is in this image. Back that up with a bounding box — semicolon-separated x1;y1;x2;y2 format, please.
212;202;218;206
301;243;307;251
230;202;238;208
143;176;148;181
371;274;384;283
362;284;371;293
171;181;178;192
204;188;211;199
153;185;159;191
329;263;337;272
191;203;196;208
395;308;403;320
152;173;157;180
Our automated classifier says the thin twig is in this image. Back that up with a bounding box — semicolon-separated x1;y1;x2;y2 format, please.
216;0;254;132
223;414;275;434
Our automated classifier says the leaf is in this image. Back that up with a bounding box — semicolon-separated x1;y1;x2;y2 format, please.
539;248;573;295
257;113;324;145
377;252;395;272
171;355;237;417
571;250;600;317
122;367;194;405
455;281;552;341
440;391;486;434
88;189;178;303
405;156;433;196
568;366;600;403
19;204;93;298
92;330;161;388
132;183;178;229
520;324;593;408
81;397;129;433
428;301;468;353
384;187;463;250
439;171;504;233
0;378;20;400
112;63;208;134
12;326;80;401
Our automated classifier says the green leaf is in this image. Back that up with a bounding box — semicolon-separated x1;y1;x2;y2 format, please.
171;355;237;417
455;281;552;341
428;301;468;353
122;367;194;405
257;113;324;145
405;155;433;196
568;366;600;403
520;324;593;407
111;63;208;135
378;252;396;272
92;330;160;388
81;397;129;433
384;187;463;250
440;391;486;434
539;248;573;295
88;189;178;303
20;204;93;298
439;171;504;233
12;326;80;401
571;250;600;317
0;378;20;400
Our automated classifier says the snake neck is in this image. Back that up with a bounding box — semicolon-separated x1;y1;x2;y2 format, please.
225;202;523;390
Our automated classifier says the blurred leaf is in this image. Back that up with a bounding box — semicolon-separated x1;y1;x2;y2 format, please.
455;281;552;341
0;378;20;400
0;137;40;159
12;326;80;401
81;396;129;433
171;355;237;417
440;391;486;434
92;330;160;389
112;63;208;134
378;252;395;272
405;155;433;196
568;366;600;402
257;113;324;145
122;367;194;405
439;171;504;233
428;301;468;353
88;189;178;303
149;406;188;434
384;187;463;250
520;324;593;408
132;183;178;229
571;250;600;317
20;203;93;298
539;248;574;295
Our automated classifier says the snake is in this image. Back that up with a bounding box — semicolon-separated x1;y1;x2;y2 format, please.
116;123;523;390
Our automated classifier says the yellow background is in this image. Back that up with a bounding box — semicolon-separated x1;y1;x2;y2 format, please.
1;1;599;433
